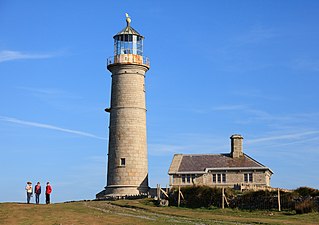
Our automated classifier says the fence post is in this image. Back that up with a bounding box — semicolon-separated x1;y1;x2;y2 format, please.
178;185;181;207
222;187;225;209
278;188;281;212
158;184;161;200
160;188;169;198
156;184;159;200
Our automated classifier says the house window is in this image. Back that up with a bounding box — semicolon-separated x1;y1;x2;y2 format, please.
217;174;221;183
181;174;196;184
186;174;191;183
182;175;186;183
212;173;226;183
244;173;253;183
222;174;226;183
120;158;126;166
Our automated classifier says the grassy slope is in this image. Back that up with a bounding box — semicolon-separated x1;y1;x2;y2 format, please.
0;202;147;225
0;199;318;225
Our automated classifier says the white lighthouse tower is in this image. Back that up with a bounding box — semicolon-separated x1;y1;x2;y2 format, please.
97;14;150;198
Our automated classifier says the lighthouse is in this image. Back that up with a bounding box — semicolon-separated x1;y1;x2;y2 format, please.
97;14;150;198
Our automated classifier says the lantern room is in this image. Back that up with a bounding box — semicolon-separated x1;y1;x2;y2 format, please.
107;14;150;67
114;34;143;55
114;26;143;56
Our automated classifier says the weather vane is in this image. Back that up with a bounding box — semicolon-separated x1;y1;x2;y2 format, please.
125;13;131;26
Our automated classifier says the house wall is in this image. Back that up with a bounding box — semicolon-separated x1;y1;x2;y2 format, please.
170;170;271;188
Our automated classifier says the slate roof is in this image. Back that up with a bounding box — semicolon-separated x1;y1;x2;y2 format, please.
169;153;272;174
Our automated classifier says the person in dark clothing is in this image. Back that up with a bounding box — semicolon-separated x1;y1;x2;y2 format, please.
45;182;52;204
34;182;41;204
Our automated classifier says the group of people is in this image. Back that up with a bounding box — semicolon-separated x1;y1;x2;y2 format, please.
25;181;52;204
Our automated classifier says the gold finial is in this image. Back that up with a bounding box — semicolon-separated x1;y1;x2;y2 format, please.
125;13;131;26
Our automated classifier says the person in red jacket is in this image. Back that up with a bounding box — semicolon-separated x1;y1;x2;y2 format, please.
45;182;52;204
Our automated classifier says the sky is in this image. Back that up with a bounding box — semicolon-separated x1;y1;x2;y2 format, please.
1;0;319;203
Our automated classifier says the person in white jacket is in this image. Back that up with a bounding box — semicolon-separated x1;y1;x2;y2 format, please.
25;182;33;204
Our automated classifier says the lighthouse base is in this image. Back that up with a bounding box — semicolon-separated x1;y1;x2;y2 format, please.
96;185;149;199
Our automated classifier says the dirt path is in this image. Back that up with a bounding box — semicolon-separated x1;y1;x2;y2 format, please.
83;201;252;225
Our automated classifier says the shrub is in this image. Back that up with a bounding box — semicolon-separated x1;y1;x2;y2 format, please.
232;190;278;210
294;187;319;198
168;186;234;208
179;186;220;208
168;186;319;211
295;199;315;214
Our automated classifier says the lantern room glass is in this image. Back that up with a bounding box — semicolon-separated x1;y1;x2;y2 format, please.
114;34;143;56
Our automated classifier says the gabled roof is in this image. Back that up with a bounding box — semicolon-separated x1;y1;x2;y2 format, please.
169;153;273;174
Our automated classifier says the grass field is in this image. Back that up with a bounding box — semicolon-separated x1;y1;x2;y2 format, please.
0;199;318;225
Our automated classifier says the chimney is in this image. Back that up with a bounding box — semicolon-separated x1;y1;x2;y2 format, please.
230;134;244;158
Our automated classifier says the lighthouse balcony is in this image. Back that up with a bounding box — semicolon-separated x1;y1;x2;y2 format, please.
107;54;150;67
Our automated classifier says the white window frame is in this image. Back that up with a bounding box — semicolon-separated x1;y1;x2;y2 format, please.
244;173;253;183
212;173;226;183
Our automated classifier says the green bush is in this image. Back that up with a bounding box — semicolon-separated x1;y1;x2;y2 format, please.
168;186;318;212
168;186;234;208
182;186;220;208
233;190;278;210
294;187;319;198
295;199;316;214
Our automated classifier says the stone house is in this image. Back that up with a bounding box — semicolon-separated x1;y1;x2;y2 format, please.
168;135;273;190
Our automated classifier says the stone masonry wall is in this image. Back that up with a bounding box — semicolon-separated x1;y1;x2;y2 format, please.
106;64;149;196
171;170;270;188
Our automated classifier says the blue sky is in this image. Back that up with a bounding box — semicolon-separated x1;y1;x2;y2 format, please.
1;0;319;203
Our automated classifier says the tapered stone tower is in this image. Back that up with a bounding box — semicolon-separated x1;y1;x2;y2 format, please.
97;14;150;198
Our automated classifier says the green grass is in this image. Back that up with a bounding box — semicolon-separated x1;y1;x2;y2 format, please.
0;199;318;225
